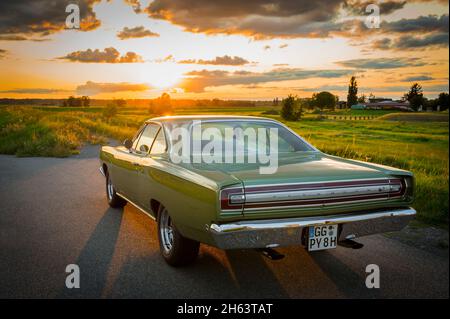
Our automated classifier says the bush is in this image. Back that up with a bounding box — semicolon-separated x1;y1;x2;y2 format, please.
280;95;303;121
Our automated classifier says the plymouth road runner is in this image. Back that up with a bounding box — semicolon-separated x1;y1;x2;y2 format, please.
99;116;416;266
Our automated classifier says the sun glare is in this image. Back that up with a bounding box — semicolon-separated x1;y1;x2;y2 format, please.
139;65;183;89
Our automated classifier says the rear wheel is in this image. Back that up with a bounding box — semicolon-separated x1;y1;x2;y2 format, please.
106;171;127;208
157;206;199;266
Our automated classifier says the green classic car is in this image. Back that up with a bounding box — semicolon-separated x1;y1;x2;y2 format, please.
99;115;416;266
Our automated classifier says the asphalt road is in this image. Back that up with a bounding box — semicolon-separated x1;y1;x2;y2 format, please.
0;145;448;298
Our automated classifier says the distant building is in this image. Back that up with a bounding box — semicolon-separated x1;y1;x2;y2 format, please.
351;103;366;110
351;100;412;111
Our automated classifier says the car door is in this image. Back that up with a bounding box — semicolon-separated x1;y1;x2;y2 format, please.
113;123;160;202
134;123;168;212
109;125;144;198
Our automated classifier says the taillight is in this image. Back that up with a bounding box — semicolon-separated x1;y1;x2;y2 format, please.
220;186;245;211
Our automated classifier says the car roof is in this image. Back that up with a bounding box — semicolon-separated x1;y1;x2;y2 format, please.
146;115;278;123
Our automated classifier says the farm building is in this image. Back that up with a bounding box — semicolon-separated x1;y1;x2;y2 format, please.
351;100;412;111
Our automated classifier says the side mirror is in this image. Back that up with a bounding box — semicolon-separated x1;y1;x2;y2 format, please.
123;139;133;150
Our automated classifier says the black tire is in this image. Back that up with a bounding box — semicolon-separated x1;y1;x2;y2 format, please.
105;171;127;208
157;205;199;266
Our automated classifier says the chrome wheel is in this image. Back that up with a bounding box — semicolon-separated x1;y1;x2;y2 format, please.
160;208;174;253
107;175;114;200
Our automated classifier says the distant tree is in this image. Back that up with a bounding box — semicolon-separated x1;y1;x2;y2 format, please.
67;96;76;107
280;95;303;121
312;91;338;110
149;93;173;115
102;103;118;120
438;92;449;111
81;96;90;107
424;98;438;111
272;97;279;106
404;83;424;111
64;96;83;107
358;94;367;103
347;76;358;107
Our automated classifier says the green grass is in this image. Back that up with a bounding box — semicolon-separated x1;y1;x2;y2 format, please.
1;105;448;226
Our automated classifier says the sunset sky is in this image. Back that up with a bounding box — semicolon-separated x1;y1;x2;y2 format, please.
0;0;448;100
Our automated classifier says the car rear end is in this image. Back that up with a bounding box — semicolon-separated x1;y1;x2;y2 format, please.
209;174;415;251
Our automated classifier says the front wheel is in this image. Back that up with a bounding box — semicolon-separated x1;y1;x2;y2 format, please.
106;171;127;208
157;206;199;266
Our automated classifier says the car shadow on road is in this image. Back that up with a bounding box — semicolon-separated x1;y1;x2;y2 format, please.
104;244;288;298
310;250;382;298
57;207;123;298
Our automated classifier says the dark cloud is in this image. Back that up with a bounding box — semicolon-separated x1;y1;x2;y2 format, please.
372;33;448;50
180;67;354;92
344;1;407;15
178;55;250;66
394;33;449;49
369;15;449;50
382;14;449;34
143;1;447;40
145;0;347;39
76;81;150;95
371;38;394;50
0;88;70;94
401;75;434;81
117;26;159;39
59;47;143;63
336;57;427;69
0;0;101;40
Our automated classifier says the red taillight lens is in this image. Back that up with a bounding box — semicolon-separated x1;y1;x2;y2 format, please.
220;186;245;211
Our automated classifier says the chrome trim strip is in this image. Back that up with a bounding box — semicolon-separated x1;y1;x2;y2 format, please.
244;184;396;203
116;192;156;221
99;166;105;177
210;207;416;233
242;177;394;189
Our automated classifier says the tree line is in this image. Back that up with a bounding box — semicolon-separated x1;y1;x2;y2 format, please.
280;76;449;121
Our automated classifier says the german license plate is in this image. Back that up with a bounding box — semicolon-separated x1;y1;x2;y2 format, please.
308;225;338;251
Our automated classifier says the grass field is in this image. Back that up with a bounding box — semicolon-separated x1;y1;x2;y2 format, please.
0;105;448;227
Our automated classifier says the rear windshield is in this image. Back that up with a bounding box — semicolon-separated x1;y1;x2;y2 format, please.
163;120;314;154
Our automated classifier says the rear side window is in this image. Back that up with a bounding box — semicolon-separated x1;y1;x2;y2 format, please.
135;124;160;154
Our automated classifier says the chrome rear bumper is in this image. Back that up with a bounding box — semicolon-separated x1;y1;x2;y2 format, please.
208;207;416;249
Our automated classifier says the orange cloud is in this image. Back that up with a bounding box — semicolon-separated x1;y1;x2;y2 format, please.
178;55;250;66
117;26;159;39
76;81;150;95
59;47;143;63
